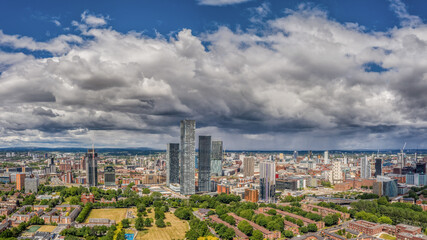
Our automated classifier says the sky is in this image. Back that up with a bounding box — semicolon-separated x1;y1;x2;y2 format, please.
1;0;427;150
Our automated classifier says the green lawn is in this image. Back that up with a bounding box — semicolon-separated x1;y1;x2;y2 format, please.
380;233;396;240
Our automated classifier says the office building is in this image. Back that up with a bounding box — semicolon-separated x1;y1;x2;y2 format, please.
243;157;255;177
374;176;398;198
25;177;39;194
104;166;116;186
324;151;329;164
180;120;196;195
48;158;56;173
16;173;26;191
276;179;298;191
361;156;371;179
211;140;223;176
375;158;383;177
198;136;211;192
416;163;426;174
166;143;180;186
86;149;98;187
259;161;276;203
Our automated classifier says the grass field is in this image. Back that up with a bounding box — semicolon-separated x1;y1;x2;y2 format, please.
380;233;396;240
37;225;57;233
135;212;189;240
85;208;136;223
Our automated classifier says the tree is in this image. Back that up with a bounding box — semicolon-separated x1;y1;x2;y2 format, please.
377;196;389;205
135;217;144;230
155;218;166;228
224;215;236;225
222;228;235;240
250;230;263;240
378;216;393;225
307;223;318;232
284;230;294;238
69;196;80;205
121;219;130;228
323;215;334;226
266;209;277;215
185;229;199;240
239;209;254;221
142;188;150;194
238;220;253;236
299;226;308;233
155;209;165;220
296;219;304;227
144;218;152;227
174;207;192;220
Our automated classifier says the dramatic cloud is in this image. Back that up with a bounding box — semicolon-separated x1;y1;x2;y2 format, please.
197;0;252;6
0;7;427;149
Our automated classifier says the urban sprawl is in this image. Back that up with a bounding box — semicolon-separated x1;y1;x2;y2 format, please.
0;120;427;240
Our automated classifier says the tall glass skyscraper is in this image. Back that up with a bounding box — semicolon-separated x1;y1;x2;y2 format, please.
180;120;196;195
86;149;98;187
104;166;116;186
260;161;276;203
361;156;371;179
198;136;211;192
211;140;223;176
375;158;383;177
167;143;180;186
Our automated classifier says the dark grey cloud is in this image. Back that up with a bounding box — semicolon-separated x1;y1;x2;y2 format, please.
0;5;427;149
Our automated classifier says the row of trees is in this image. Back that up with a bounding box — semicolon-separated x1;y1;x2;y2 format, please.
60;225;113;239
350;197;427;228
76;203;92;223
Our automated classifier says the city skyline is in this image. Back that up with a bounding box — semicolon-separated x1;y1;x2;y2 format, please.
1;0;427;150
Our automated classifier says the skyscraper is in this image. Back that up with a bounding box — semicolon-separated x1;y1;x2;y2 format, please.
48;158;56;173
86;149;98;187
259;161;276;203
25;177;39;193
331;160;343;184
375;158;383;177
416;162;426;174
324;151;329;164
198;136;211;192
166;143;180;186
104;166;116;186
211;140;223;176
16;173;25;191
180;120;196;195
361;156;371;179
243;157;255;177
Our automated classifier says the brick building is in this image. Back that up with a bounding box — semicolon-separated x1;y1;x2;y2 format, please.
244;189;259;203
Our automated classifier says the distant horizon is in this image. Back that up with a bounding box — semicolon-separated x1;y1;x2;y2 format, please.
0;146;426;153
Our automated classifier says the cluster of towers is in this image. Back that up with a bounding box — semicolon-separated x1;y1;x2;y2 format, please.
166;120;223;195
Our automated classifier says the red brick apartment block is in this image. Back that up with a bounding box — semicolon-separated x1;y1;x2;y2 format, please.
217;184;230;194
260;207;325;229
227;212;281;239
209;215;249;240
254;209;299;235
302;204;350;219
